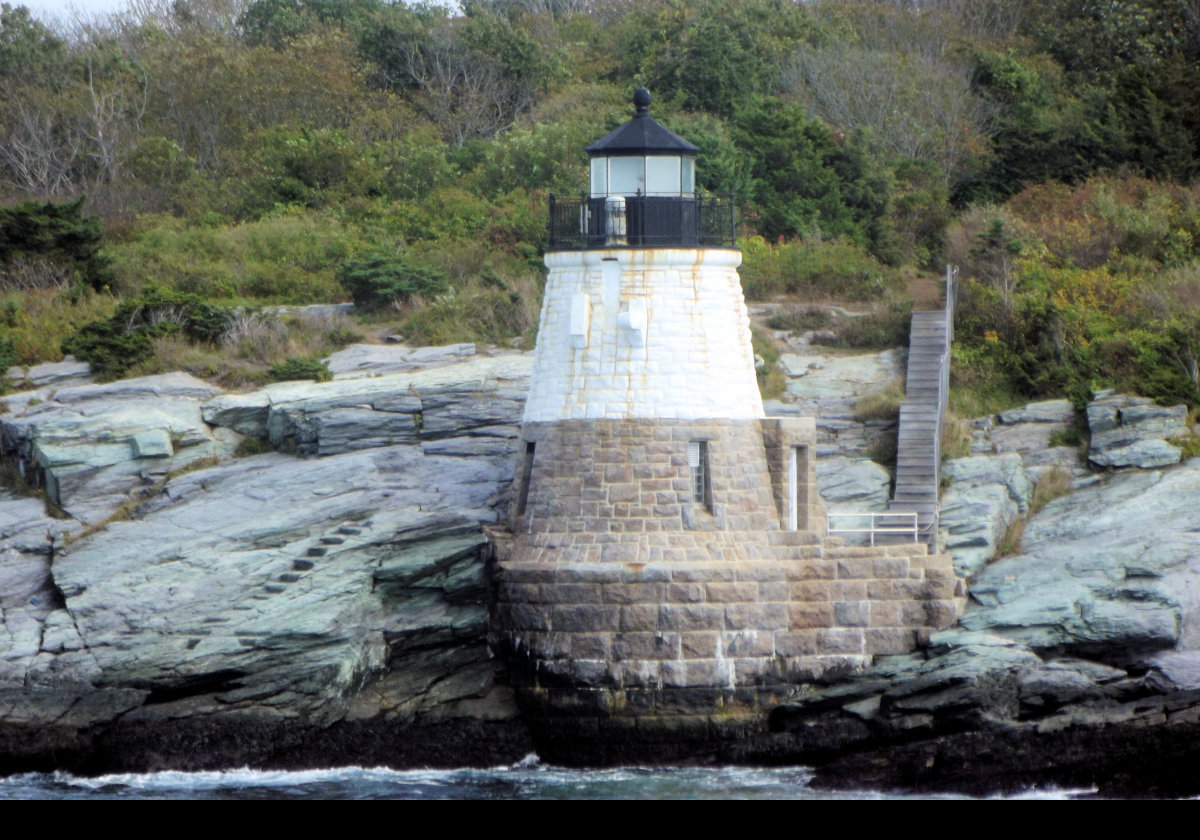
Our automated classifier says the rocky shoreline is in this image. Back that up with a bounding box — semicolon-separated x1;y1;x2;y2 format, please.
2;343;1199;794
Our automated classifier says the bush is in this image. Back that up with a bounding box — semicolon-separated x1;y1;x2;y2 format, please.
740;236;900;301
108;210;355;301
820;303;914;351
0;198;113;292
338;251;448;310
62;287;234;379
765;307;832;332
0;332;15;372
266;357;332;383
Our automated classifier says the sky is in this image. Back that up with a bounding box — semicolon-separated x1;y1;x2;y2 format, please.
14;0;133;27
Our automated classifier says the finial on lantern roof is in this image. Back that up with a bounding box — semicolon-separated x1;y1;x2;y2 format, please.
633;87;651;114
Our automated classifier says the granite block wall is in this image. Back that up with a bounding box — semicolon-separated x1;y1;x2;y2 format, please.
492;416;965;698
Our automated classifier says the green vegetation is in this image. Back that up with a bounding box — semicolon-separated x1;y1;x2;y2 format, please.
267;357;332;383
853;378;906;423
0;0;1194;410
62;287;234;378
750;325;785;400
950;175;1200;410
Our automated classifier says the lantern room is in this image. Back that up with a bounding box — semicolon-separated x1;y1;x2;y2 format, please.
547;88;735;250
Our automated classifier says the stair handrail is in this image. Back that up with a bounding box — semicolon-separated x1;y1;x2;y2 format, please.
928;264;959;546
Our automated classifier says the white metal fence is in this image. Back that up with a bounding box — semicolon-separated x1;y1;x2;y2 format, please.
826;512;920;546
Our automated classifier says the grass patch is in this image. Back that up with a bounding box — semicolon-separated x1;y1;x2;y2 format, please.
751;325;786;400
0;454;40;498
1048;427;1083;448
392;274;541;346
1170;434;1200;459
868;429;898;471
123;310;359;389
0;288;119;366
823;302;913;351
1030;467;1073;514
947;378;1029;420
765;307;832;333
233;436;275;458
853;377;905;423
941;410;973;460
164;455;222;481
995;515;1025;559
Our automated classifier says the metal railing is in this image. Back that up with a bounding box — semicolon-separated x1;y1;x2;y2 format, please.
926;264;959;543
547;192;737;249
827;512;921;546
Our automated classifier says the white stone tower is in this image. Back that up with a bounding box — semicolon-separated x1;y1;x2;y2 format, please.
491;91;962;732
524;87;762;425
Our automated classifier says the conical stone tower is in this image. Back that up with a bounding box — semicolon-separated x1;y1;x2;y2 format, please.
489;90;963;740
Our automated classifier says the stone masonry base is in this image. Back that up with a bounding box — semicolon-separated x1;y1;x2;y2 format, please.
490;529;964;695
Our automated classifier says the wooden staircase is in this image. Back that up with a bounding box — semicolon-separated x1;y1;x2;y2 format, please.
887;268;957;547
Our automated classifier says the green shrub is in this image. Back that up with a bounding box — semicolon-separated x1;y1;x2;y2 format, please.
62;287;234;378
740;236;900;301
338;251;448;310
233;435;275;458
0;198;113;292
0;332;15;372
750;325;785;399
108;210;355;301
854;378;906;422
266;357;332;382
819;302;913;351
765;307;832;332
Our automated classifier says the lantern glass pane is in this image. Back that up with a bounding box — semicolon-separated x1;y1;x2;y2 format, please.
609;156;645;194
646;156;681;194
590;158;606;196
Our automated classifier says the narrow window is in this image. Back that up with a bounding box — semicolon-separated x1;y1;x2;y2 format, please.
516;442;536;518
688;440;710;510
787;446;799;531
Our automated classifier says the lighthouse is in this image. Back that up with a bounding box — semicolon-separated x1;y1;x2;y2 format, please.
490;91;962;742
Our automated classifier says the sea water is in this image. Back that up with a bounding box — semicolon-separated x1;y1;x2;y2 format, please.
0;758;1092;800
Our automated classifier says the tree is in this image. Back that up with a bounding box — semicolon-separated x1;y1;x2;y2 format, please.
732;96;894;260
782;41;988;178
0;197;111;290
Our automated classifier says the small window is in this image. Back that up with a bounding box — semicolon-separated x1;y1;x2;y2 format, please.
688;440;710;509
516;442;535;518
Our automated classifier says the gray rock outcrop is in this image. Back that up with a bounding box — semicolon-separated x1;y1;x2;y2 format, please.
767;347;904;459
0;353;536;772
939;453;1032;579
815;456;891;512
325;342;485;379
203;354;531;456
1087;393;1187;468
4;357;92;391
770;458;1200;795
0;373;233;524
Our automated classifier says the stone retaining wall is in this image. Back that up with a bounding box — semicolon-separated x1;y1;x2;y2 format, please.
492;534;962;693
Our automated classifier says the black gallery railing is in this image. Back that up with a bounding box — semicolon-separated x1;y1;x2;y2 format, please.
547;192;737;249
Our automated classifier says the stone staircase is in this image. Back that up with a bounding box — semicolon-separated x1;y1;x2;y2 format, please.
887;269;957;547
